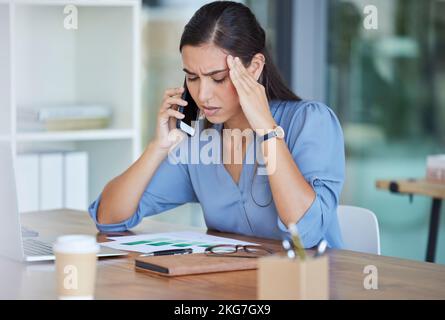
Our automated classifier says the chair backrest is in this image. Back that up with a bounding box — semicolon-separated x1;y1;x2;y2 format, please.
337;205;381;255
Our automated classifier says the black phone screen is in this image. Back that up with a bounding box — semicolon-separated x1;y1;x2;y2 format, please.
176;80;199;136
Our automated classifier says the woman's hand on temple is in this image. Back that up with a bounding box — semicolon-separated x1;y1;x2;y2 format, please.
227;55;276;133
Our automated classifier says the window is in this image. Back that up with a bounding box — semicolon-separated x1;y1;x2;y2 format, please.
327;0;445;263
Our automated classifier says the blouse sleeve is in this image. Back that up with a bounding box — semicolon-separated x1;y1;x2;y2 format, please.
276;101;345;248
88;157;198;233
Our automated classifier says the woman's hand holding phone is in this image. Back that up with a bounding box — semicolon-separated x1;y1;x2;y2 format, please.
153;87;188;153
98;87;188;225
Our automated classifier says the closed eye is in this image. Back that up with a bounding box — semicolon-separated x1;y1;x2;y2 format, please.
187;77;226;84
213;77;226;84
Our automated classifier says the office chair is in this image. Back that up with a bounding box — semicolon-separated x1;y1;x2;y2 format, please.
337;205;381;255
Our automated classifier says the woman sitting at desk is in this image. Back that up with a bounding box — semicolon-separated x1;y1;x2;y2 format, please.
88;1;345;249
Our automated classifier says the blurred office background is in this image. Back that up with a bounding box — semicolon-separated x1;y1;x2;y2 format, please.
1;0;443;264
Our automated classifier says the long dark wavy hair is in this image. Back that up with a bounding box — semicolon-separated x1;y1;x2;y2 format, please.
179;1;301;104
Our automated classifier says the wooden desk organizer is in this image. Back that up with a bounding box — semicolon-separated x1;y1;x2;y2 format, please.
257;255;329;300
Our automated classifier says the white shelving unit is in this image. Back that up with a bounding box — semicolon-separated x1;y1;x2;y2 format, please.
16;129;135;142
0;0;142;209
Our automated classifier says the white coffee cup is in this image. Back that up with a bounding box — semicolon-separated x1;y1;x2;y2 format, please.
53;235;100;300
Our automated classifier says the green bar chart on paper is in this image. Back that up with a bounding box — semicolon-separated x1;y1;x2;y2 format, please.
122;238;218;248
121;238;169;246
103;231;258;254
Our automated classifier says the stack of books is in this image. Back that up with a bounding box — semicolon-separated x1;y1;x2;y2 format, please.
18;104;112;131
426;155;445;183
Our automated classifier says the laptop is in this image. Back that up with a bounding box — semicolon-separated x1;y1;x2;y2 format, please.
0;141;127;262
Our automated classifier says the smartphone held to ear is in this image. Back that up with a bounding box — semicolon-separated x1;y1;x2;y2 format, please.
176;80;200;137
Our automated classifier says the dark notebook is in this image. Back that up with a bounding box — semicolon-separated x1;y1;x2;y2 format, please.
135;253;258;277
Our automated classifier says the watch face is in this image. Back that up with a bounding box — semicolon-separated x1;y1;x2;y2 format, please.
275;126;285;139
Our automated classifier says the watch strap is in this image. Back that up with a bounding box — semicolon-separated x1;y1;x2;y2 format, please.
260;130;277;143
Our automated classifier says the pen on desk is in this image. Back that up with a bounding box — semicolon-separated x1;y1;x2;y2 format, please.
139;248;193;257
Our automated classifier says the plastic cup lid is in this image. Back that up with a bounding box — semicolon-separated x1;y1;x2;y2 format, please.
53;235;100;254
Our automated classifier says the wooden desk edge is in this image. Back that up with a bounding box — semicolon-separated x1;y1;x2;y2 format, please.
376;179;445;199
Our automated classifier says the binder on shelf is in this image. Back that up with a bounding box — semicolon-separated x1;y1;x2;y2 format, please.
15;151;89;212
39;153;63;210
15;154;39;213
64;151;88;211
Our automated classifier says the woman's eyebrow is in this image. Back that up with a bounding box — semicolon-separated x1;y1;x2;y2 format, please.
183;68;228;76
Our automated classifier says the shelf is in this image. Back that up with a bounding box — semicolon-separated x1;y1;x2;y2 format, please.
14;0;139;7
16;129;135;142
14;5;137;130
2;0;141;207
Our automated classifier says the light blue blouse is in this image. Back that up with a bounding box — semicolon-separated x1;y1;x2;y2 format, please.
88;100;345;248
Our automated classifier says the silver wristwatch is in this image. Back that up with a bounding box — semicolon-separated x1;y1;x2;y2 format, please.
260;125;285;143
